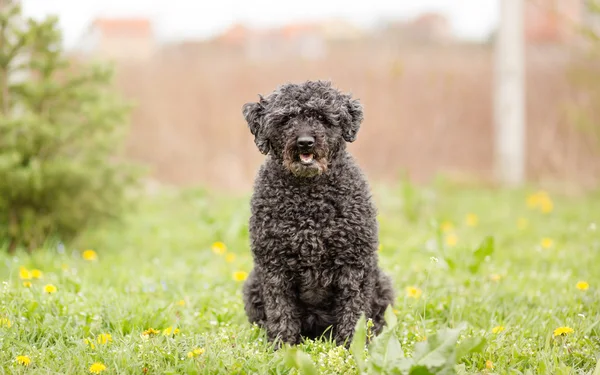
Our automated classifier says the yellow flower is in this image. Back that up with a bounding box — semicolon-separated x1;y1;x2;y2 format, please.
540;238;553;249
378;244;383;252
82;250;98;261
465;213;478;227
43;284;57;294
97;333;112;344
445;234;458;247
440;221;454;232
527;191;553;213
491;326;504;334
162;326;180;336
0;317;12;328
225;253;236;263
61;264;69;271
405;286;422;299
19;266;31;280
23;281;32;288
233;271;248;282
84;338;96;349
540;199;553;213
142;328;160;337
16;355;31;366
553;326;574;336
517;217;529;230
485;360;494;369
187;348;205;358
211;241;227;255
31;269;43;279
177;299;186;307
89;362;106;374
490;274;502;282
576;281;589;291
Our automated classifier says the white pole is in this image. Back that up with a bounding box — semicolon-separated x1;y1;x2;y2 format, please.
494;0;525;186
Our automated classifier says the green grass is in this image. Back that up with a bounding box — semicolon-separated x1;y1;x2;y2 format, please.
1;180;600;374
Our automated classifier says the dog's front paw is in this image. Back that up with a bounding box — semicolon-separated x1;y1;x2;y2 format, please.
266;324;301;347
334;330;354;348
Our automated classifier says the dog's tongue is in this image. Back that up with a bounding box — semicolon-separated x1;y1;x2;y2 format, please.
300;153;314;163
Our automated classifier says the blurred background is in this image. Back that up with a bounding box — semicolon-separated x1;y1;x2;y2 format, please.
20;0;600;192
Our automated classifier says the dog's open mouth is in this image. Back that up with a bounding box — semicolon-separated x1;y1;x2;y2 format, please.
299;153;314;165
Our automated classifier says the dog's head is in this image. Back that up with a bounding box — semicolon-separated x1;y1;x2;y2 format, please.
242;80;363;178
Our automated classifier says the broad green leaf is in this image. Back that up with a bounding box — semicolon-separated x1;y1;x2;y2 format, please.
468;236;494;274
384;304;398;329
283;347;318;375
455;336;486;361
412;326;464;369
369;327;404;372
593;356;600;375
409;365;435;375
350;313;367;373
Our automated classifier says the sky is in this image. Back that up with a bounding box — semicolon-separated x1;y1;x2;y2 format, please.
22;0;499;48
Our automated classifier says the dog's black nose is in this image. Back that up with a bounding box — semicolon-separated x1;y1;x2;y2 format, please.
297;136;315;149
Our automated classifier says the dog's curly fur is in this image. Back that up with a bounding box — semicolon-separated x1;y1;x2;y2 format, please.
241;80;396;348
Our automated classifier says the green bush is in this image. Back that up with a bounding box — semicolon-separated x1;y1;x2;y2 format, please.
0;4;143;252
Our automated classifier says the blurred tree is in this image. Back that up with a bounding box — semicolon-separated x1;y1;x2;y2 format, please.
565;1;600;148
0;3;143;252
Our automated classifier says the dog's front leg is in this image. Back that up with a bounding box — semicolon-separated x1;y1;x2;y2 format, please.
334;266;374;347
261;270;301;347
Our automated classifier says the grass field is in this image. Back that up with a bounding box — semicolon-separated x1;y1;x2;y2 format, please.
1;180;600;374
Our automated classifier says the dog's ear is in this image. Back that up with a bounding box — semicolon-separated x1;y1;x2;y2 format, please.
341;96;364;143
242;96;270;155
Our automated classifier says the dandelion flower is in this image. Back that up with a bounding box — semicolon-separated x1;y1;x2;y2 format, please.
162;326;180;336
491;326;504;334
43;284;57;294
517;217;529;230
211;241;227;255
540;199;553;213
576;281;589;291
225;253;236;263
485;360;494;369
527;191;553;213
89;362;106;374
142;328;160;337
0;317;12;328
553;326;574;336
187;348;205;358
84;339;96;349
177;299;186;307
97;333;112;344
233;271;248;282
490;274;502;282
19;267;31;280
31;269;43;279
445;234;458;247
465;213;479;227
405;286;422;299
82;250;98;261
16;355;30;366
440;221;454;232
540;238;553;249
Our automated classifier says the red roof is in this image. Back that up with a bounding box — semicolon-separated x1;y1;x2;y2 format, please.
92;18;153;37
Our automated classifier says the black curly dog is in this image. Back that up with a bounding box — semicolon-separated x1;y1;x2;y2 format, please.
241;80;396;348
